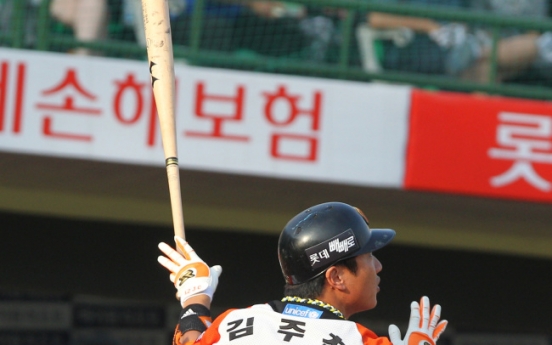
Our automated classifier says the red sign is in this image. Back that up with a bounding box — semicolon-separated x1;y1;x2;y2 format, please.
405;89;552;203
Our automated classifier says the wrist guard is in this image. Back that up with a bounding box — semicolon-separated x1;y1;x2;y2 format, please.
178;304;212;334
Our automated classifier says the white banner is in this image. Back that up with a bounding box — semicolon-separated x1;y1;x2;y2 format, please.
0;48;411;187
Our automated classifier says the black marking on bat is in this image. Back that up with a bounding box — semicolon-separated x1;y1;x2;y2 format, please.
149;61;158;87
166;157;179;166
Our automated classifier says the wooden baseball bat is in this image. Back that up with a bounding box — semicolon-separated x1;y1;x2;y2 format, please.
141;0;185;241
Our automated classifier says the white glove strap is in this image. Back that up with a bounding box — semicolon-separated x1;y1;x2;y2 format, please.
179;277;211;304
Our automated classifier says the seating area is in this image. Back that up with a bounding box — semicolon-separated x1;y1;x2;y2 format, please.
2;0;552;100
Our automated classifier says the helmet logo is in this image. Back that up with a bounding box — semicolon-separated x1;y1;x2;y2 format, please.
305;229;359;270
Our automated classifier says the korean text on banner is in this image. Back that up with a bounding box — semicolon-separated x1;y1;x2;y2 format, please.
0;47;411;189
405;89;552;203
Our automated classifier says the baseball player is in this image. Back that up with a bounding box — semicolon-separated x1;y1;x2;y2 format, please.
158;201;448;345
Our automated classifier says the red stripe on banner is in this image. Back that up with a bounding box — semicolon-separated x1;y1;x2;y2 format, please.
13;62;26;133
0;62;7;132
404;89;552;203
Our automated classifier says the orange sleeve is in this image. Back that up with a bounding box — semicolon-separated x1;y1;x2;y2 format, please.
172;327;185;345
356;323;393;345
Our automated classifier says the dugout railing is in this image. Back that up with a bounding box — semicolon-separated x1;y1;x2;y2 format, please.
2;0;552;100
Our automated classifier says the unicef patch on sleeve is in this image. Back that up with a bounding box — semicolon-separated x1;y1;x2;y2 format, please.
282;304;323;319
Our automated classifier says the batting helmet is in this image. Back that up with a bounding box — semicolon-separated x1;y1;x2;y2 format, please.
278;202;395;285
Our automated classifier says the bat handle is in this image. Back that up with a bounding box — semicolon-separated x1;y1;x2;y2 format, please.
166;157;185;241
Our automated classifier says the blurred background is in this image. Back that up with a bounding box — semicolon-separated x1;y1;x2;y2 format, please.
1;0;552;344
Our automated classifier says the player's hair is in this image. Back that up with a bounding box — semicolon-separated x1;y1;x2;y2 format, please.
283;257;358;298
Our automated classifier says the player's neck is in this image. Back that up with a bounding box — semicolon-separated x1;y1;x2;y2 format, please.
315;289;354;319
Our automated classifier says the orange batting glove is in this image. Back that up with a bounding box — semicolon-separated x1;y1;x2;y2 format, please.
158;237;222;306
389;296;448;345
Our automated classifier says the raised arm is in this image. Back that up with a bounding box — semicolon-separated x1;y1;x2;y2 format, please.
158;237;223;344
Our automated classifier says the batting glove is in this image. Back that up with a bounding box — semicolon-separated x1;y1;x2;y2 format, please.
429;23;468;49
389;296;448;345
158;237;222;306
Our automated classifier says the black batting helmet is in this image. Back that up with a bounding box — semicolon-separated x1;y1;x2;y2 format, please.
278;202;395;285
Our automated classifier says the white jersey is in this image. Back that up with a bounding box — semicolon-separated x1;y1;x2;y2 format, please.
175;300;392;345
